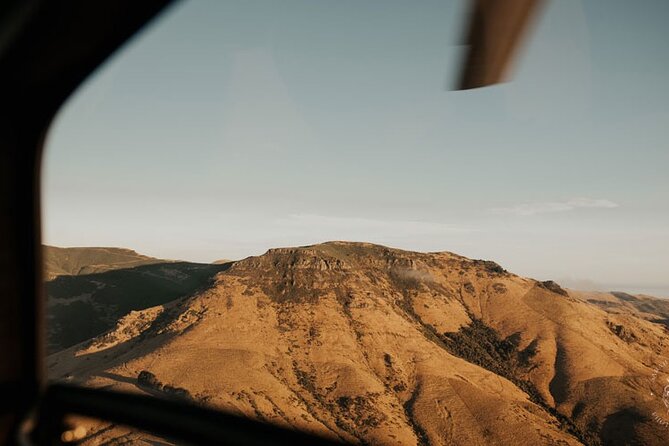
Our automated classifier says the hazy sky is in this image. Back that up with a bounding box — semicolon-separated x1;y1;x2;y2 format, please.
43;0;669;296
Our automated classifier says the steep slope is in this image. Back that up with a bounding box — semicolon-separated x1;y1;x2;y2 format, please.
44;246;165;280
46;261;231;353
49;242;669;445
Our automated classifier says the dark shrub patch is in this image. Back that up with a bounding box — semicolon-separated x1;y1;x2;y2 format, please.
440;320;599;445
474;260;507;275
606;321;637;343
492;283;507;294
337;396;352;409
163;385;192;399
137;370;192;401
539;280;568;296
137;370;161;390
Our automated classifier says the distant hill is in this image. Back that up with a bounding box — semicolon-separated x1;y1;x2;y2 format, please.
49;242;669;445
44;245;166;280
571;289;669;327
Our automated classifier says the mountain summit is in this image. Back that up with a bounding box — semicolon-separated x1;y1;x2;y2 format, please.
49;242;669;445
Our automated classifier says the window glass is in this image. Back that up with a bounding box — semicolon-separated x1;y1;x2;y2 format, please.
43;1;669;445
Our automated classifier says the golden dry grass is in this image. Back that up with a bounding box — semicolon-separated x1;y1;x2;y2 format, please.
49;242;669;445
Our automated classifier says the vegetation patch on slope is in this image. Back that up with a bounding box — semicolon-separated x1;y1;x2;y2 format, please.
441;319;602;446
137;370;192;400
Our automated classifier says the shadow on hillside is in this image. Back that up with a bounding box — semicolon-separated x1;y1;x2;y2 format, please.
600;407;648;446
46;261;234;353
96;371;137;385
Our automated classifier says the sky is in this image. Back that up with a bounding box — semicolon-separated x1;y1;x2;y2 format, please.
42;0;669;296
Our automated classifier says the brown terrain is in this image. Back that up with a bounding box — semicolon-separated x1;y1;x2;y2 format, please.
47;242;669;445
44;246;166;280
44;246;228;353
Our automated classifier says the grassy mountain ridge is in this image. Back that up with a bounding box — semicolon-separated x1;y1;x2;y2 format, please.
571;289;669;328
44;245;166;280
48;242;669;445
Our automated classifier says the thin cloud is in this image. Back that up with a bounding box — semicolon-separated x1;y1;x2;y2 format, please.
492;198;619;216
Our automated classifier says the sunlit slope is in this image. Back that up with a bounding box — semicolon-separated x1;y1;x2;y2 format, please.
44;246;165;279
50;242;669;446
46;260;231;353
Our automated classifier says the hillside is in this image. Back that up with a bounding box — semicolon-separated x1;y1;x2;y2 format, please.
48;242;669;445
44;246;166;280
45;246;231;353
571;290;669;328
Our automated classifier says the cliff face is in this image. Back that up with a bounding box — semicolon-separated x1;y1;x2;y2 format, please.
49;242;669;445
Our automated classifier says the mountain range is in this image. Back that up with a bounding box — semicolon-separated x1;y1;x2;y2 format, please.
46;242;669;445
